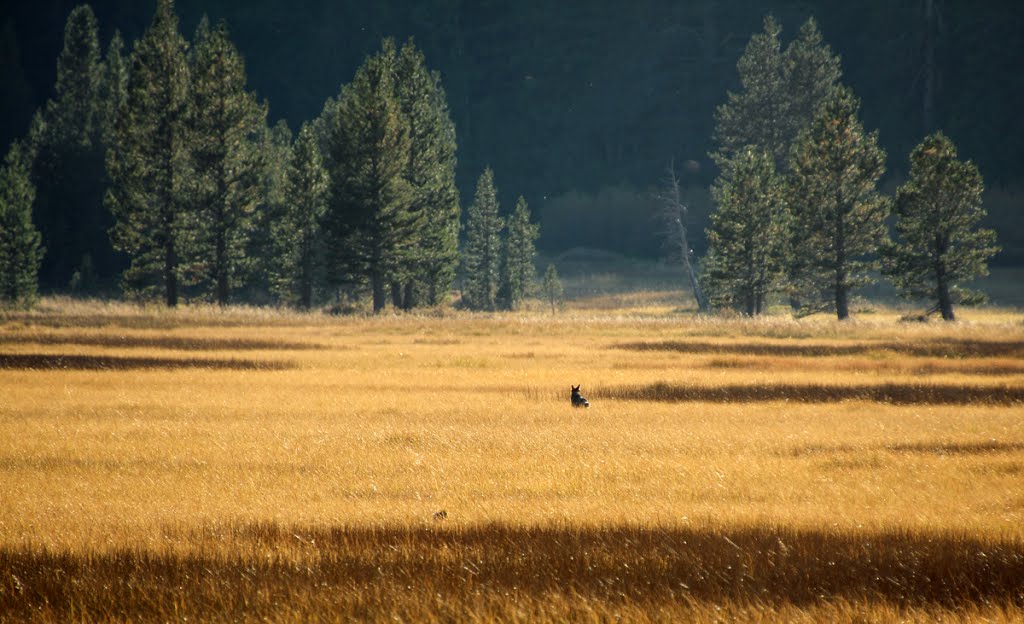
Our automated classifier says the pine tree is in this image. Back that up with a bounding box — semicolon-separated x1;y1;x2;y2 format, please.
394;39;460;308
788;87;890;320
498;196;539;310
461;168;502;311
712;16;841;173
271;123;329;309
0;143;43;306
249;119;292;297
105;0;191;306
323;39;416;313
541;263;562;314
30;5;112;288
187;17;267;305
703;148;788;315
883;132;998;320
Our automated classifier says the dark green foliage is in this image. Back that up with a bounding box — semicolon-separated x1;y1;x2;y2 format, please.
0;143;43;306
498;196;539;310
323;39;416;313
248;119;293;298
541;263;562;314
98;30;128;147
787;87;889;320
50;5;102;149
712;16;842;173
186;17;267;305
883;132;998;320
393;40;460;308
29;4;118;289
105;0;191;306
461;168;502;311
271;123;329;309
783;18;843;149
703;148;788;315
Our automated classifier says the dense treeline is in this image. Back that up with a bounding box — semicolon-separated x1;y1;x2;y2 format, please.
0;2;1002;319
1;0;540;312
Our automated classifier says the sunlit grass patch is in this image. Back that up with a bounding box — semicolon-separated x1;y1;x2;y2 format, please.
0;298;1022;621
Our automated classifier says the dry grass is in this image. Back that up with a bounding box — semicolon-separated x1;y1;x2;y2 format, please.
3;524;1022;622
598;380;1024;404
1;297;1023;621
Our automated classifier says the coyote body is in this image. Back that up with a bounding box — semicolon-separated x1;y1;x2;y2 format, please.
571;385;590;408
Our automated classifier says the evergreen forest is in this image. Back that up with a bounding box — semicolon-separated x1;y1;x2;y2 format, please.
0;0;1017;318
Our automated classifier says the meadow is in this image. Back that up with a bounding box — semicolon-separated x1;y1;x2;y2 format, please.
1;287;1023;622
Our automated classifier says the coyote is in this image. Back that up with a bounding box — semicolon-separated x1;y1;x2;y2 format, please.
571;385;590;408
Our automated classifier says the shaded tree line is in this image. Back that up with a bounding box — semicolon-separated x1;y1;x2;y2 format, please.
0;4;998;319
1;0;541;312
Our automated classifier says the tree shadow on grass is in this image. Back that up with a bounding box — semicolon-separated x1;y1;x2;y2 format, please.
0;353;291;370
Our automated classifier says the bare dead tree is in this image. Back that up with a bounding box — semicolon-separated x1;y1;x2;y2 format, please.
655;161;710;313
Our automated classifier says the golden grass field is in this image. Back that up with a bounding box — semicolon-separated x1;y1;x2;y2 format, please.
1;295;1023;622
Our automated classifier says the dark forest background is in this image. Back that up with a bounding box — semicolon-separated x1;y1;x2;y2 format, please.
3;1;1022;265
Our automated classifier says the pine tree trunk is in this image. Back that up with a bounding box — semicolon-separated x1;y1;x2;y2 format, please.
744;292;755;317
937;277;955;321
391;281;403;308
216;233;228;306
215;171;229;305
372;274;386;313
300;251;312;310
402;281;415;310
834;204;848;320
165;244;178;307
836;284;849;320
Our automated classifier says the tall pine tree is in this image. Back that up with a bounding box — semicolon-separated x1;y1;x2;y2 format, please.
461;168;502;311
271;122;329;309
0;143;43;306
393;39;460;308
883;132;999;320
788;87;890;320
703;148;788;315
323;39;416;313
30;5;113;288
498;196;539;311
106;0;191;306
187;17;267;305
